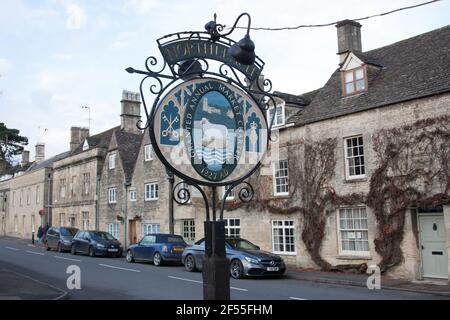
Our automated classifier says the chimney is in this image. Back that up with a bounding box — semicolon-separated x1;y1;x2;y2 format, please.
120;90;141;134
35;143;45;163
70;126;90;152
336;19;362;64
21;150;30;167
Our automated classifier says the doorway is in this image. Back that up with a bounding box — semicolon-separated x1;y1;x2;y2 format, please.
129;220;138;245
418;211;448;279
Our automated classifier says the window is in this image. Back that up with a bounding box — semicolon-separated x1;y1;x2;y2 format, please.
26;188;30;205
182;219;196;243
344;136;365;179
83;173;90;195
12;192;15;208
82;212;89;230
59;213;65;227
108;223;119;239
272;220;295;254
224;218;241;238
60;179;66;198
223;185;235;201
130;190;137;202
273;160;289;195
82;140;89;151
109;153;116;169
36;186;40;204
20;189;23;206
343;67;365;95
108;187;117;204
145;182;159;201
267;105;285;127
143;223;160;235
144;144;153;161
338;207;369;253
14;215;18;232
70;176;76;198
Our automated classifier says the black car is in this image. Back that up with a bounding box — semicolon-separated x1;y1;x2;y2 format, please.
45;226;79;252
71;230;123;257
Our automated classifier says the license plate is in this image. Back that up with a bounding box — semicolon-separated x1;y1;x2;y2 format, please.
267;267;279;271
173;247;184;252
108;248;118;252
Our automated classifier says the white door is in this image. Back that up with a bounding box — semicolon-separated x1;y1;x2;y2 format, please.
419;214;448;279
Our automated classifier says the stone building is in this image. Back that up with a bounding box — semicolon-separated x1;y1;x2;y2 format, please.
4;144;68;238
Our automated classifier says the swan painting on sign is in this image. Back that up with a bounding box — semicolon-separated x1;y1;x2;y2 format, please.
193;92;236;172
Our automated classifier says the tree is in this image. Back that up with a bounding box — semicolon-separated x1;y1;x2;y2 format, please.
0;122;28;165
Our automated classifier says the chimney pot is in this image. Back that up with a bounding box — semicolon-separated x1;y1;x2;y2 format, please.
21;150;30;166
70;126;90;152
35;143;45;163
120;90;141;134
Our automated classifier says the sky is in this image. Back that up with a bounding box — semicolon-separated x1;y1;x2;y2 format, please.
0;0;449;161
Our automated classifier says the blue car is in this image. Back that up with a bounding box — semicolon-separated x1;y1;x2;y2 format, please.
126;233;187;266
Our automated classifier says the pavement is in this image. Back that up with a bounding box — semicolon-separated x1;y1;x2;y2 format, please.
1;235;449;300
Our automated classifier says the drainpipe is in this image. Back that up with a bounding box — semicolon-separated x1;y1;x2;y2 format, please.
166;169;174;234
95;176;100;230
47;173;52;225
124;182;130;248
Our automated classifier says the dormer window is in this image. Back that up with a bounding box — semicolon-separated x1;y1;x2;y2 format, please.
267;104;285;128
82;140;89;151
343;67;366;96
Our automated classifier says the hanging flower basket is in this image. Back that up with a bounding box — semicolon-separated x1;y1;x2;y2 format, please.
133;215;142;221
116;215;123;221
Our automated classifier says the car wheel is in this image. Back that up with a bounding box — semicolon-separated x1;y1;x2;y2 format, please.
57;242;62;253
45;241;50;251
89;246;96;257
126;250;135;263
71;244;77;255
230;259;244;279
153;252;163;266
184;255;196;272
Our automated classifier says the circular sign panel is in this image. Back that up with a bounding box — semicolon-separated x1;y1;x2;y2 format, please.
150;78;268;186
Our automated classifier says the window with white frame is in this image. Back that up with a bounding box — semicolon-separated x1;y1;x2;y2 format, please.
343;67;365;96
144;144;153;161
108;187;117;204
12;192;15;208
109;153;116;169
145;182;159;201
130;190;137;202
223;185;235;201
59;213;65;227
182;219;196;243
20;189;23;206
338;207;369;253
108;223;119;239
273;160;289;195
272;220;295;254
83;173;90;195
82;212;89;230
344;136;365;179
26;188;30;205
36;186;40;204
267;104;285;127
60;179;66;198
143;223;160;235
224;218;241;238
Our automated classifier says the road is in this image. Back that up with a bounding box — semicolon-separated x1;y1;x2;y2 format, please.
0;236;447;300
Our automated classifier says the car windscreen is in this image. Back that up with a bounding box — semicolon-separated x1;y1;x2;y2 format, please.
60;228;78;237
226;239;259;250
158;235;186;244
91;232;115;241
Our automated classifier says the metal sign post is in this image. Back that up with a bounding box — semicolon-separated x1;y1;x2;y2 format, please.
127;13;279;300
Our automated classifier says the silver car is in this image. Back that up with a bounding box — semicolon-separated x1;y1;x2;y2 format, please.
181;238;286;279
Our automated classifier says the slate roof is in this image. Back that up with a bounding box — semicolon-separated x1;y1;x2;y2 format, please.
289;24;450;127
26;151;71;172
72;126;120;155
114;130;142;183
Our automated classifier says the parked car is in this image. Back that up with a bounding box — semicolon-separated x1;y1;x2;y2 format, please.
71;230;123;257
45;226;79;252
126;233;187;266
182;237;286;279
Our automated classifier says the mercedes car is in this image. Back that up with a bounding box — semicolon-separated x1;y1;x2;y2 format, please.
182;237;286;279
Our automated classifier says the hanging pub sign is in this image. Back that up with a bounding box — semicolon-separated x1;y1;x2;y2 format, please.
150;77;268;186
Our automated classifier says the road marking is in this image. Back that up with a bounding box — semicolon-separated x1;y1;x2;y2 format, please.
289;296;308;300
168;276;249;292
54;256;82;262
26;250;45;256
5;246;19;251
99;264;141;273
